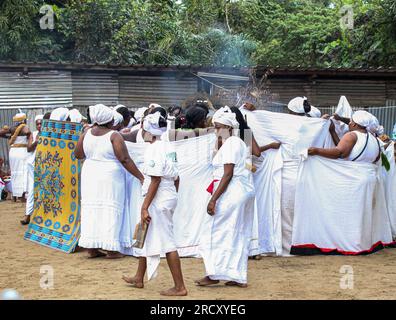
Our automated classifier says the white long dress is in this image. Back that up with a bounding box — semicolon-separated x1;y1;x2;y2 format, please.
25;131;38;216
291;129;389;255
79;129;131;251
199;136;255;284
9;135;29;197
134;140;179;280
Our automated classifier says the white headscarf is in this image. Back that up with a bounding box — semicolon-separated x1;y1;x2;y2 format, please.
287;96;308;114
34;115;44;122
352;110;379;133
50;107;69;121
308;106;321;118
112;109;124;127
89;104;113;125
134;107;148;123
68;109;83;123
143;112;167;136
212;106;239;129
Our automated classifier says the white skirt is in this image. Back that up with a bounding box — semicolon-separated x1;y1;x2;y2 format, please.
9;147;28;197
134;183;178;280
199;177;255;284
79;159;129;252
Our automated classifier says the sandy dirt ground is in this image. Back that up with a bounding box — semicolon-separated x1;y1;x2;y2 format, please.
1;200;396;300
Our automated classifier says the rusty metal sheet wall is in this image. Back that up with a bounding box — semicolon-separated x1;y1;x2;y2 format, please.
0;71;72;108
72;72;119;107
119;75;197;108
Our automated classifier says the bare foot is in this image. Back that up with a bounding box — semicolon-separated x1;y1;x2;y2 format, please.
122;275;144;288
20;215;30;225
105;252;124;259
225;281;248;288
160;287;188;296
87;249;106;259
194;276;220;286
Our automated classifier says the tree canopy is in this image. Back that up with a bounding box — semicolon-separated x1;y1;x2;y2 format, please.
0;0;394;67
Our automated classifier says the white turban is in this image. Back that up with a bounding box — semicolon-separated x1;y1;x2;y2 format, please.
352;110;381;134
287;96;308;114
143;112;167;136
89;104;113;125
50;108;69;121
112;109;124;127
134;107;148;122
34;115;43;122
68;109;83;123
212;106;239;129
308;106;321;118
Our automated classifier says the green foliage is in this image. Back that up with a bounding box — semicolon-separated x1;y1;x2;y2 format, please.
0;0;395;67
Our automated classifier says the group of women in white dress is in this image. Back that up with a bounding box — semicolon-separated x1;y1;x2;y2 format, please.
72;95;394;297
5;95;392;296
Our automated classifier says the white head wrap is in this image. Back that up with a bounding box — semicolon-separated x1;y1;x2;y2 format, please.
50;108;70;121
68;109;83;123
212;106;239;129
134;107;148;123
352;110;381;134
308;106;321;118
89;104;113;125
143;112;167;136
287;96;309;114
112;109;124;127
34;115;44;122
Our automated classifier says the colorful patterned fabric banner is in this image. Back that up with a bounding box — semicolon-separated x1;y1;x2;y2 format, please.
24;120;82;253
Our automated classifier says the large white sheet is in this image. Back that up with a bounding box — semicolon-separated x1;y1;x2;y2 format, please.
382;142;396;239
240;109;330;255
124;134;215;257
292;156;393;254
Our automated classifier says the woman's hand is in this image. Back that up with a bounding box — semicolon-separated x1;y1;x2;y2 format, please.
321;114;331;120
141;208;151;224
329;119;335;132
139;177;144;185
333;113;341;121
207;199;216;216
308;147;318;156
270;142;281;149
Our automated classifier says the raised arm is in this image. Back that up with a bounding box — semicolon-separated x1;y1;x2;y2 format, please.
207;163;234;215
329;119;340;146
308;131;357;159
111;132;144;183
333;113;350;126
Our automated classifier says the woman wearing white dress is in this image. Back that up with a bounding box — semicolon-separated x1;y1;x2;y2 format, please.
122;112;187;296
308;110;381;163
75;104;144;259
21;115;43;225
196;107;255;288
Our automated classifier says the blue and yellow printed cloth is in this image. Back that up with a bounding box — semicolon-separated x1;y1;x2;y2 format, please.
24;119;82;253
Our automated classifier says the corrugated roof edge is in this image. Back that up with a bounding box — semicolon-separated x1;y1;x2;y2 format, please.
0;61;395;77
